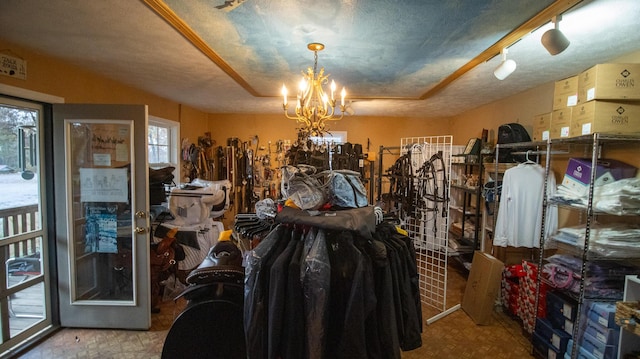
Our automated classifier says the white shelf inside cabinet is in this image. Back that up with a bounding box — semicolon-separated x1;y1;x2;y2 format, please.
619;275;640;358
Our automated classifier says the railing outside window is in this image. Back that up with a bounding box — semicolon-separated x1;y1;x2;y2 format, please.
1;204;40;258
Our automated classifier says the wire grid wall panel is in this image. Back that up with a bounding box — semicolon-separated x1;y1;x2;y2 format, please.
399;136;453;313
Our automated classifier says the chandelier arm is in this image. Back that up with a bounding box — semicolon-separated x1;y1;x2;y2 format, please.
283;111;300;121
297;109;311;127
319;105;333;120
284;105;312;127
319;111;344;122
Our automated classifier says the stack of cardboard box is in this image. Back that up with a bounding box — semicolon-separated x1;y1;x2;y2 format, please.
518;260;543;334
533;63;640;141
564;302;620;359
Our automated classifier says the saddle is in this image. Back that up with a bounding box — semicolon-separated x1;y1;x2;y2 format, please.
162;239;246;359
176;240;244;304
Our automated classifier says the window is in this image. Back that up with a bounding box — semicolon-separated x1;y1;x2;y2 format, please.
148;124;169;164
309;130;347;145
148;116;179;168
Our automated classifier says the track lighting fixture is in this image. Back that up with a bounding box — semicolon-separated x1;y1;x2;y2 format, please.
541;15;570;56
494;48;516;80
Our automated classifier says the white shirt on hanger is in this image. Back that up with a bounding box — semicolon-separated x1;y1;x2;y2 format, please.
494;162;557;248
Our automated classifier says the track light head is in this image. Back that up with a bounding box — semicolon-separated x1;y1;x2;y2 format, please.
494;49;516;80
541;16;570;55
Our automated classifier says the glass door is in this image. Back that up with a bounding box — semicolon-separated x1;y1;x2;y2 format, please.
53;104;151;329
0;97;51;354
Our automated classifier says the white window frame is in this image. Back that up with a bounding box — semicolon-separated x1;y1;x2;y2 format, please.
309;130;348;145
148;116;179;170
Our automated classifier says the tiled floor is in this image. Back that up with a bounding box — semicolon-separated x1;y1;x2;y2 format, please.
17;264;534;359
404;262;533;359
15;298;185;359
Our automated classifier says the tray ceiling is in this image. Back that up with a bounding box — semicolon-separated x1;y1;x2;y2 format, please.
1;0;639;117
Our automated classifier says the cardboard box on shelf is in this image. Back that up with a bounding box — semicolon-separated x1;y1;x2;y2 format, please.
571;100;640;136
549;108;572;139
588;302;618;329
562;157;637;195
578;63;640;102
553;75;579;110
532;112;552;141
462;251;504;325
493;246;536;266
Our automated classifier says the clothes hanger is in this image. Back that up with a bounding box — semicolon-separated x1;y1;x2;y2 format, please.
524;150;537;165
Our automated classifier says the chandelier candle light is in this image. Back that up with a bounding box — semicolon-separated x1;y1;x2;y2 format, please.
281;43;347;137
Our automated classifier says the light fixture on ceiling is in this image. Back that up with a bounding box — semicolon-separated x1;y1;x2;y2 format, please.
281;43;346;138
541;15;570;55
494;48;517;80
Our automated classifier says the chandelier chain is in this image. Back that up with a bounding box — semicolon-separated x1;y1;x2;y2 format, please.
313;49;318;76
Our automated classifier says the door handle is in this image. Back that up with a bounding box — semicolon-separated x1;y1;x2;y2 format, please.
134;227;147;234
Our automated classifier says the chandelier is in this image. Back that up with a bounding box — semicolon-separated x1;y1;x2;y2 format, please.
281;43;347;138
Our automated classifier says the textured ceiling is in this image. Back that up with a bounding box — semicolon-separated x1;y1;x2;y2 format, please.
1;0;640;118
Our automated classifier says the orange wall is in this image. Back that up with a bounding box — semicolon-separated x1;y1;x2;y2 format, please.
451;82;554;145
0;38;200;124
191;113;451;154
